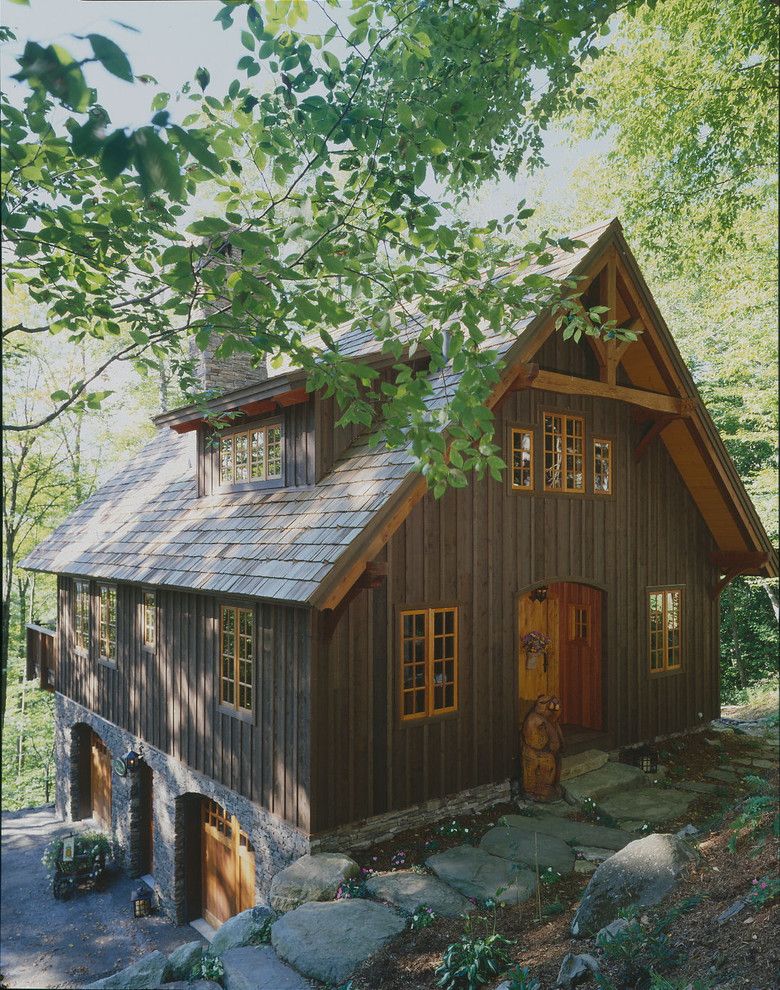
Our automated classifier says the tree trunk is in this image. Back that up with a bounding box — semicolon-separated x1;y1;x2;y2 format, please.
765;581;779;624
726;584;748;690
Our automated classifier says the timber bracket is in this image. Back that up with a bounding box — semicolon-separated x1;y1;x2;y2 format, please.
709;550;769;599
321;560;388;642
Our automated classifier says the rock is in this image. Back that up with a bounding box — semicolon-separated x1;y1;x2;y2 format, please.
732;758;777;770
210;905;276;956
161;983;220;990
480;826;576;874
563;762;647;804
85;951;170;989
706;768;738;783
166;940;204;981
269;853;359;913
426;845;536;906
675;824;699;840
676;780;719;795
556;952;599;988
595;918;630;944
570;833;696;938
716;900;746;924
271;898;405;985
599;786;697;825
221;945;311;990
561;750;609;781
572;846;613;864
499;814;630;851
364;870;473;918
575;861;597;875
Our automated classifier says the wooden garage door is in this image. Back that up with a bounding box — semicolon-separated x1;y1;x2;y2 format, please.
201;799;255;928
89;731;112;828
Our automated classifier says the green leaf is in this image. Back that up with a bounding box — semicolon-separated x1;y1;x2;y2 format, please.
241;30;255;51
170;126;222;173
195;66;210;92
100;129;133;179
88;34;133;82
132;127;183;198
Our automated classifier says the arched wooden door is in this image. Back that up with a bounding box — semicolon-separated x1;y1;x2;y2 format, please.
89;731;112;828
518;583;603;731
201;799;255;928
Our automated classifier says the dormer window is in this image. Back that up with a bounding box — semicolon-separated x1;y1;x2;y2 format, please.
219;423;283;487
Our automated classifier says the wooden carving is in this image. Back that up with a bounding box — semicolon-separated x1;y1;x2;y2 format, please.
521;694;563;801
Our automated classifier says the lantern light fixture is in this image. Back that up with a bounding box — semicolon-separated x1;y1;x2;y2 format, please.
131;883;153;918
530;586;548;603
634;745;659;774
123;750;141;772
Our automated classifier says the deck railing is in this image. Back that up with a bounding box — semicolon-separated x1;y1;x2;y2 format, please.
25;623;57;692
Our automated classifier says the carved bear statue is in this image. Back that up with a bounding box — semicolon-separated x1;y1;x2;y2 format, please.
521;694;564;801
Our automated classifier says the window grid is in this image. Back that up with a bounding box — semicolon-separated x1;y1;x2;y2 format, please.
571;605;590;642
75;581;90;652
649;589;682;672
143;591;156;647
219;423;282;486
203;799;232;838
98;585;117;661
593;438;612;494
400;607;458;720
511;428;534;491
220;605;254;714
544;413;585;492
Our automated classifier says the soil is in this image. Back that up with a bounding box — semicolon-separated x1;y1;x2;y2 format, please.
350;729;779;990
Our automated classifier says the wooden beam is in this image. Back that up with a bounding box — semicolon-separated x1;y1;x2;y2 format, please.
509;363;540;390
321;560;388;640
514;365;695;416
710;550;769;571
634;414;677;462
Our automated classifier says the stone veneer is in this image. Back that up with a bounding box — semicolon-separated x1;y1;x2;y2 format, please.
309;780;512;854
54;694;308;923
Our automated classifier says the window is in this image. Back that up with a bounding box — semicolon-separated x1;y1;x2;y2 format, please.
74;581;90;652
544;413;585;492
571;605;590;642
203;799;232;838
98;585;117;663
400;607;458;720
593;439;612;494
511;428;534;491
219;423;282;486
649;589;682;672
143;591;156;648
220;605;254;714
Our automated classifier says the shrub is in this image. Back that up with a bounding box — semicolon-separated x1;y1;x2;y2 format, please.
506;965;541;990
747;874;780;909
435;932;513;990
539;866;562;886
336;876;366;899
438;819;472;842
42;831;111;877
409;905;437;930
198;952;224;984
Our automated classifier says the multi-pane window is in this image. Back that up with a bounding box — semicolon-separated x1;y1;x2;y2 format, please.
593;439;612;494
220;606;254;714
98;585;117;662
143;591;156;647
544;413;585;492
203;799;232;838
75;581;90;652
219;424;282;486
511;428;534;491
649;589;682;672
400;607;458;720
571;605;590;642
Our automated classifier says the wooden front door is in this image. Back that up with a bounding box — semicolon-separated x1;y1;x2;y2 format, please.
89;731;112;827
201;799;255;928
518;583;603;730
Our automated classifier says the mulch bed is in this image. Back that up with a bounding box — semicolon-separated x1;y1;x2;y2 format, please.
349;730;778;990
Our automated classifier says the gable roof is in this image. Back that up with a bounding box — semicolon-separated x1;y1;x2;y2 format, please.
21;219;776;604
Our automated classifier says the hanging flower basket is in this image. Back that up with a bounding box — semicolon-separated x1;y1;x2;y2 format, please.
522;630;551;671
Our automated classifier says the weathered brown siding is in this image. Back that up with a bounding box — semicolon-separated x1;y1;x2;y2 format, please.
56;582;311;831
310;332;719;832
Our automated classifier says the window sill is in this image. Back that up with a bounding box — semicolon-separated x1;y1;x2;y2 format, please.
216;478;284;495
218;704;255;725
97;656;117;669
398;710;460;729
649;666;683;678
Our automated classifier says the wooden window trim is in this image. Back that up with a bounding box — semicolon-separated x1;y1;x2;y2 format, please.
142;590;156;651
648;586;683;675
399;606;459;722
510;426;535;492
593;437;613;496
543;411;586;494
74;579;91;656
570;604;591;643
217;420;283;488
97;584;117;666
219;605;255;718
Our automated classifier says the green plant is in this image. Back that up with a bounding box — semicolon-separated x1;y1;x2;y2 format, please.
506;965;541;990
747;874;780;909
199;952;224;984
540;866;562;886
579;797;618;827
438;819;472;842
409;905;438;930
42;831;111;877
335;877;366;899
247;915;274;945
541;900;565;917
435;932;513;990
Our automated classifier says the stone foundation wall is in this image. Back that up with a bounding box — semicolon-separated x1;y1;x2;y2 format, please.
54;694;308;923
310;779;512;854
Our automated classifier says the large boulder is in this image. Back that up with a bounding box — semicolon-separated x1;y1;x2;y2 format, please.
426;845;536;906
221;945;311;990
210;905;276;956
85;951;169;989
364;870;473;918
570;833;696;938
161;983;220;990
166;940;204;981
480;826;576;874
271;898;405;985
556;953;599;988
499;814;630;851
269;853;359;913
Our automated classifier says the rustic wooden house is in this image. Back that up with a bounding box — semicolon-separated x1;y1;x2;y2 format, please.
22;219;776;928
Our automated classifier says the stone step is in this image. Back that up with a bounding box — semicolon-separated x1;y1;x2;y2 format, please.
563;761;648;804
222;946;311;990
560;749;610;782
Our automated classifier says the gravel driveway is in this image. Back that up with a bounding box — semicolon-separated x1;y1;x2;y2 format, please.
1;806;204;989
